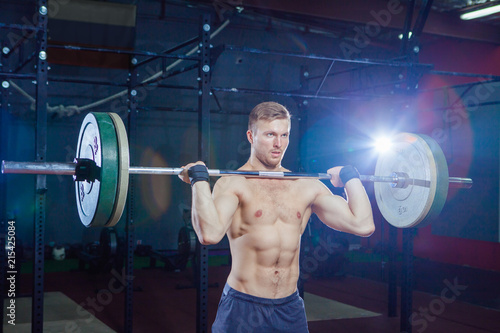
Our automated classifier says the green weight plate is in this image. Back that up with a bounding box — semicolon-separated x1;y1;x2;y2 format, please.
75;113;119;227
106;113;129;227
374;133;449;228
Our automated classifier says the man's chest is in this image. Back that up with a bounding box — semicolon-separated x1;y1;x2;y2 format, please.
237;179;313;224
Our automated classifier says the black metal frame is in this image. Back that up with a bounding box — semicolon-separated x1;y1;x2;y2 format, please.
0;81;7;328
387;224;398;318
400;229;416;333
125;57;139;333
0;8;214;333
0;2;498;333
49;43;199;62
32;1;48;332
399;2;434;331
196;13;212;333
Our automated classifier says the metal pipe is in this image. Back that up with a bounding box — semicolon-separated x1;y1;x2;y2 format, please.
224;45;434;69
448;177;474;189
211;86;367;101
0;72;37;80
129;166;183;175
360;175;399;183
2;161;76;175
48;44;199;61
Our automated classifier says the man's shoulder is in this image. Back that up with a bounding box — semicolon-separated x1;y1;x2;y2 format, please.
296;178;332;195
214;174;247;190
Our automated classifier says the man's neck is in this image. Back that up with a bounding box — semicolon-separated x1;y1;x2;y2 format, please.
242;156;282;171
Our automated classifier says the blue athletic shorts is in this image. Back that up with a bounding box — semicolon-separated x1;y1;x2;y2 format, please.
212;283;309;333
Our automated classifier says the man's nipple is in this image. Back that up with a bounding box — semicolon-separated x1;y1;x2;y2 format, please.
297;211;301;219
255;209;263;218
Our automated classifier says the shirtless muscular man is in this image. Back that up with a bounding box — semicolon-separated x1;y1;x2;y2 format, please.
179;101;374;332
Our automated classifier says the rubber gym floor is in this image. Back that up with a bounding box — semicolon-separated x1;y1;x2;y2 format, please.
11;251;500;333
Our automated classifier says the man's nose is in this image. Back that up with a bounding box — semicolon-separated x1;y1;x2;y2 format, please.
274;137;281;147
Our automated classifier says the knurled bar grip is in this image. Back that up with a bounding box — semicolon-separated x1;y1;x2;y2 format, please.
1;161;473;188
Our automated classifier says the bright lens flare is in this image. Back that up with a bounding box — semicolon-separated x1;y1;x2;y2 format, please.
374;137;392;153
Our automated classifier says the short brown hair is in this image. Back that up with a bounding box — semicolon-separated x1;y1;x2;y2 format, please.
248;102;291;131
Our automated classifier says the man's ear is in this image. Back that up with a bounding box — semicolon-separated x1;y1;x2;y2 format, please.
246;129;253;144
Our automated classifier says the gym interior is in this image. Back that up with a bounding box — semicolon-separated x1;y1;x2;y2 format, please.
1;0;499;332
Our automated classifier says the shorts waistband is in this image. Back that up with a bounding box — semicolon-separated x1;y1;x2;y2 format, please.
223;283;299;306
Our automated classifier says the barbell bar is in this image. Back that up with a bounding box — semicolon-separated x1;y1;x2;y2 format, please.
1;161;473;187
1;112;473;229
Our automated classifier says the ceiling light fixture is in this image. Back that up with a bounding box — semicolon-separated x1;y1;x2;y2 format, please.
460;4;500;20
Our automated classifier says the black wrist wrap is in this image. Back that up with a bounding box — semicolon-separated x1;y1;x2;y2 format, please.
188;165;209;186
339;165;360;186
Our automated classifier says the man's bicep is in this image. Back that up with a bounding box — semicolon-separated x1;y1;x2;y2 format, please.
214;193;239;223
213;180;239;230
311;186;353;232
313;193;348;217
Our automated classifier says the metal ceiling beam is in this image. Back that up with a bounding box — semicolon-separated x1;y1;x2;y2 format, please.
241;0;500;44
400;0;416;55
224;44;434;69
412;0;435;38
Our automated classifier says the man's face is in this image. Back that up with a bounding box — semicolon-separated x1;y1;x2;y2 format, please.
247;118;290;169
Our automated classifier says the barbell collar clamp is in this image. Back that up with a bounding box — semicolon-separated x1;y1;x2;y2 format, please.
73;158;100;183
391;172;411;189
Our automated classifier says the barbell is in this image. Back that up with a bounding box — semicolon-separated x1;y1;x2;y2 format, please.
1;112;472;229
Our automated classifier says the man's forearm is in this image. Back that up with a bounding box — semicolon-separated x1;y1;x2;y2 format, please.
344;179;375;236
191;182;225;245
